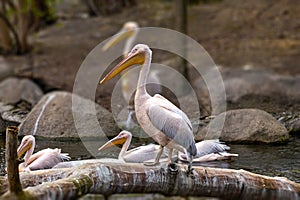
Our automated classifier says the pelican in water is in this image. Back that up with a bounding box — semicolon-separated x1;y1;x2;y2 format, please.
100;44;196;172
99;130;238;163
17;135;70;172
102;22;161;128
98;130;169;163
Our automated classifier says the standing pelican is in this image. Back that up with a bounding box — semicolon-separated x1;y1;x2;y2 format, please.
99;131;238;163
17;135;70;172
98;130;169;163
102;22;161;129
100;44;196;172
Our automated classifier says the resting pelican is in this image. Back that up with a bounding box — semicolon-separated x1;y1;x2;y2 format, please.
102;22;161;128
179;140;238;162
17;135;70;172
98;130;169;163
100;44;196;172
99;131;238;163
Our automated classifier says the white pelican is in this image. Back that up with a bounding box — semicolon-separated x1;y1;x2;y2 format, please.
102;22;161;111
179;140;238;162
17;135;70;172
99;131;238;163
100;44;196;172
98;130;169;163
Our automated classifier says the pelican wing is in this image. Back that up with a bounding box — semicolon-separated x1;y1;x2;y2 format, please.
123;144;168;163
27;148;70;170
146;94;195;153
149;94;192;130
195;140;230;157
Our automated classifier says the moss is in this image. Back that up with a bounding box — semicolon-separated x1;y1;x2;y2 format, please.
72;175;93;196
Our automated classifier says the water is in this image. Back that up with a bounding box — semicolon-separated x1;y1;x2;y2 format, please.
0;135;299;183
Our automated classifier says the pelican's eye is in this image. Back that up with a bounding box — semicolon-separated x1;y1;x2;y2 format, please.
131;48;138;54
119;133;125;137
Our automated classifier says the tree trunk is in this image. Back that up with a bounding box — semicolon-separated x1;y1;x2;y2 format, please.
174;0;189;95
0;17;13;53
1;161;299;199
16;0;31;54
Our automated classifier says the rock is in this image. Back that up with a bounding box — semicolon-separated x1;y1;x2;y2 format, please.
277;112;300;134
0;77;43;106
222;68;282;103
289;119;300;134
193;68;300;114
0;101;29;133
0;57;13;82
277;75;300;102
195;109;289;143
19;91;119;139
0;102;13;132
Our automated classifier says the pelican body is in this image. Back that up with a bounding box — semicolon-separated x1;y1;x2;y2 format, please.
100;44;197;172
98;130;170;163
99;131;238;163
17;135;70;172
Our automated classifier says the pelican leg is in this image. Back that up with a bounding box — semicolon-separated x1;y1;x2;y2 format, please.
187;156;194;175
168;148;173;163
167;148;178;174
184;150;194;176
144;145;163;166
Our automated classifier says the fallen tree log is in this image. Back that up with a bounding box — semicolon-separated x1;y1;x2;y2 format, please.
1;160;300;199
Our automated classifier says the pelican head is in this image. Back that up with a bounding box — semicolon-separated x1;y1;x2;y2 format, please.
100;44;151;84
17;135;35;159
98;130;132;151
102;21;139;53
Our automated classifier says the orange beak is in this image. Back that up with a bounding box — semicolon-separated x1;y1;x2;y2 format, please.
98;135;127;151
99;50;145;85
17;140;32;159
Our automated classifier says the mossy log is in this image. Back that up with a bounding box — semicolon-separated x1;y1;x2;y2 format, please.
1;161;300;199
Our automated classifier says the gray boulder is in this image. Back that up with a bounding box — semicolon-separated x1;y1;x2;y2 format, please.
195;109;289;143
0;77;43;105
192;68;300;115
0;102;29;133
19;91;119;139
0;57;13;81
222;68;283;102
287;118;300;135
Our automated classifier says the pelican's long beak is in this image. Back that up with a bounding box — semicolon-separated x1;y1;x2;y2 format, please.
100;50;145;84
102;29;134;51
17;141;32;158
98;135;127;151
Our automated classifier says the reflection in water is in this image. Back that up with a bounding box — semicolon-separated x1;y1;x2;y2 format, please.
0;135;299;184
229;136;300;182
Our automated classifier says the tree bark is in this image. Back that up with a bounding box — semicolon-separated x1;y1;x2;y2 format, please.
0;17;12;53
15;0;31;54
1;161;299;199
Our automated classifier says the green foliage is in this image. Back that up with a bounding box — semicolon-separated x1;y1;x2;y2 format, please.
0;0;58;54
